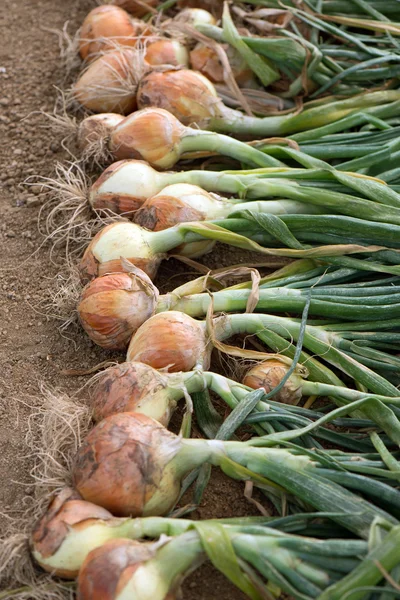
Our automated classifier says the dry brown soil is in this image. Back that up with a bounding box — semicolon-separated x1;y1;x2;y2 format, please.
0;1;276;598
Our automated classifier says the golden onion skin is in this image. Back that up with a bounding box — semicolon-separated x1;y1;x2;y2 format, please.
243;360;303;405
73;412;183;517
79;5;140;61
144;39;189;68
137;69;220;126
127;311;210;372
77;539;154;600
73;49;138;114
109;108;185;167
90;362;168;423
78;272;158;350
31;488;112;578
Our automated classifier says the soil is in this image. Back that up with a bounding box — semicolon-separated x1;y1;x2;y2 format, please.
0;1;280;598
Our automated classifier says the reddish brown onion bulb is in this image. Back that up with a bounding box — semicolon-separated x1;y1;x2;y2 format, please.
77;538;154;600
78;270;158;350
73;412;184;516
243;360;304;405
90;362;169;423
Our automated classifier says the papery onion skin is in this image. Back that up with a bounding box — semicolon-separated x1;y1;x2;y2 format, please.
89;160;162;215
73;412;183;517
109;108;185;167
137;69;221;126
190;44;254;86
78;272;158;349
77;538;154;600
145;39;189;68
90;362;169;423
135;194;205;230
127;311;209;372
31;488;112;578
73;49;139;114
243;360;304;405
134;183;217;230
173;8;217;27
79;5;139;61
79;222;162;284
78;113;125;155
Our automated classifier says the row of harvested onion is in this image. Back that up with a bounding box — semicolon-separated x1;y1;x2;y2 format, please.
22;1;400;599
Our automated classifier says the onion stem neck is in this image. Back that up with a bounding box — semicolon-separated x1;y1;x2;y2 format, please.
179;130;284;168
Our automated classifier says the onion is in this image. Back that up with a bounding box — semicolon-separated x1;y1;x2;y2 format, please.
77;113;125;154
31;488;113;578
243;359;304;405
77;539;155;600
190;43;254;86
79;221;165;282
79;5;141;61
173;7;217;27
135;184;226;230
127;311;210;372
144;39;189;68
109;108;185;166
90;362;171;424
177;0;222;16
137;71;400;137
72;412;188;516
78;268;158;349
72;412;392;536
110;0;159;17
108;107;281;167
137;69;222;126
73;49;139;114
88;160;164;214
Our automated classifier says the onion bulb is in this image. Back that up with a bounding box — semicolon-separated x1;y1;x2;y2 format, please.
177;0;222;16
144;39;189;68
90;362;171;424
78;268;158;349
243;359;304;405
73;49;139;114
127;311;210;372
31;487;113;578
77;539;156;600
190;43;254;86
173;7;217;27
137;69;221;126
135;184;227;230
79;221;166;282
88;160;163;214
79;5;142;61
73;412;190;516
